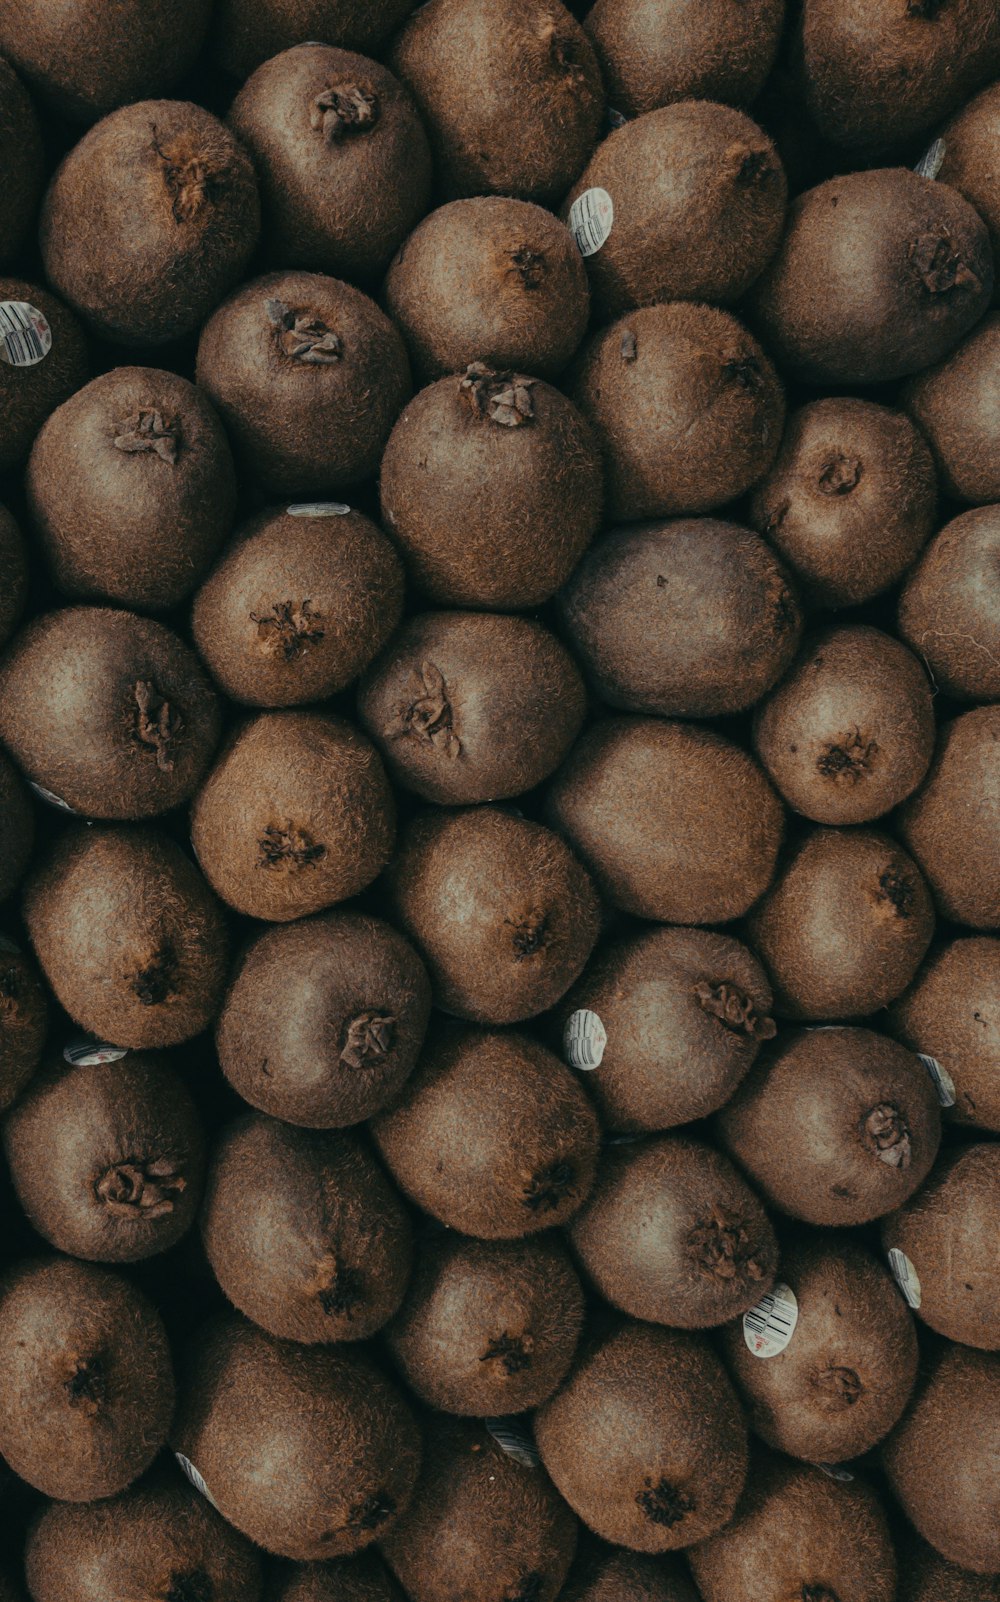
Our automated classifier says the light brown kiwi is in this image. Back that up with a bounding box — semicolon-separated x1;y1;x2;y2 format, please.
939;81;1000;288
889;935;1000;1131
584;0;785;117
559;1541;700;1602
0;278;89;473
898;505;1000;700
214;0;419;80
898;706;1000;929
264;1552;404;1602
903;314;1000;504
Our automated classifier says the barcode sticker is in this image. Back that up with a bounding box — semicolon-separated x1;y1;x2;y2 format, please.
286;503;351;517
888;1248;921;1309
0;301;52;367
919;1053;957;1108
563;1009;607;1071
743;1282;798;1358
175;1453;219;1508
28;781;76;813
915;138;946;180
568;188;614;257
64;1038;129;1067
485;1418;539;1467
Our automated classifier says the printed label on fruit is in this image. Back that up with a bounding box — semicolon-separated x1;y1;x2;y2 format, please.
887;1247;921;1309
919;1053;957;1108
27;781;76;813
0;301;52;367
563;1009;607;1071
286;502;351;517
812;1462;855;1483
914;138;946;179
485;1418;540;1467
175;1453;219;1508
568;188;614;257
0;935;20;954
64;1038;129;1067
743;1282;798;1358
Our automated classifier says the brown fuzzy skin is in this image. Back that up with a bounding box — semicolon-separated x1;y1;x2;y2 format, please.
535;1319;747;1552
171;1316;421;1561
215;912;430;1128
903;315;1000;504
0;505;28;650
0;59;43;263
722;1233;918;1463
385;1232;584;1415
384;807;599;1025
0;278;89;473
899;707;1000;929
383;198;590;382
390;0;604;203
0;749;33;906
940;83;1000;294
42;102;259;346
571;303;784;522
379;366;602;610
197;270;411;496
901;1544;1000;1602
558;518;801;719
193;507;404;709
358;612;586;805
899;507;1000;700
0;944;46;1113
584;0;784;117
715;1026;942;1226
0;1257;173;1501
889;936;1000;1132
546;716;784;926
746;827;935;1019
753;625;936;826
28;369;237;611
749;169;994;385
749;396;938;609
190;711;395;923
371;1023;600;1239
560;1545;698;1602
23;825;230;1049
215;0;417;79
265;1553;404;1602
883;1344;1000;1574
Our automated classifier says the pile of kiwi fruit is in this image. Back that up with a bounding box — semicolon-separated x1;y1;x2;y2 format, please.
1;1;1000;1596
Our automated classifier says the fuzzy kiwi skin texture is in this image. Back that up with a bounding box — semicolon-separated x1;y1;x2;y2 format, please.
0;59;43;263
372;1023;600;1239
571;303;784;522
0;750;33;907
939;83;1000;291
383;198;589;382
903;314;1000;504
901;1544;1000;1602
191;711;395;923
193;507;404;709
216;912;430;1128
0;278;89;474
560;1543;699;1602
749;396;938;609
0;1256;173;1501
23;825;229;1049
899;707;1000;929
750;169;994;385
0;945;46;1113
380;366;602;610
202;1114;412;1344
715;1026;941;1227
584;0;783;117
889;936;1000;1132
265;1553;404;1602
899;507;1000;701
0;506;28;650
0;607;221;820
197;270;411;496
173;1316;421;1561
215;0;417;79
547;716;784;926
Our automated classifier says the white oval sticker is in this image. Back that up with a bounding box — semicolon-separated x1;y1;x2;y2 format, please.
286;503;351;517
919;1053;957;1108
888;1248;922;1309
743;1282;798;1358
485;1418;539;1467
568;188;614;257
0;301;52;367
64;1038;129;1067
915;138;946;180
175;1453;219;1508
563;1008;607;1071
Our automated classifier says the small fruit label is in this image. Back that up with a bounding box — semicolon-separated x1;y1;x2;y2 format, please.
0;301;52;367
286;502;351;517
887;1248;922;1309
914;138;946;180
568;188;614;257
743;1282;798;1358
563;1009;607;1071
919;1052;957;1108
175;1452;219;1508
812;1462;855;1483
485;1418;540;1467
27;780;76;813
64;1037;129;1067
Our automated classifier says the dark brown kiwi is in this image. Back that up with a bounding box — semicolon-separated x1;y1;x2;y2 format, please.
264;1553;404;1602
214;0;418;80
202;1113;413;1342
889;936;1000;1131
0;505;28;649
584;0;784;116
898;506;1000;700
23;825;229;1048
749;396;938;609
749;169;994;385
385;1231;583;1415
0;278;89;473
390;0;604;203
0;941;46;1112
571;302;784;522
903;314;1000;503
899;706;1000;929
383;198;590;382
553;924;776;1133
0;607;221;819
939;82;1000;284
27;368;237;611
197;270;411;496
715;1025;942;1226
901;1541;1000;1602
560;1542;699;1602
171;1315;421;1560
41;102;260;346
193;506;404;708
535;1317;747;1552
0;749;33;906
558;518;801;719
745;827;935;1019
0;1256;174;1500
190;711;395;923
0;58;43;263
379;364;602;610
546;715;785;925
371;1022;600;1238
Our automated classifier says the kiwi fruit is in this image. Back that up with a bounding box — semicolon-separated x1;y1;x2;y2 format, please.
746;827;935;1019
750;169;994;385
193;506;405;709
265;1553;404;1602
0;943;46;1113
202;1112;413;1342
371;1022;600;1238
197;270;411;496
0;505;28;650
42;102;260;346
217;911;430;1127
190;711;395;923
0;750;33;907
571;303;784;522
0;59;42;264
390;0;603;203
214;0;418;79
883;1343;1000;1574
899;707;1000;929
553;924;776;1133
583;0;784;117
24;1466;265;1602
0;278;89;473
0;607;221;820
715;1025;942;1226
379;364;602;610
383;198;590;382
171;1315;421;1560
560;1542;699;1602
558;518;801;719
902;1543;1000;1602
889;936;1000;1131
898;507;1000;700
546;715;784;926
903;313;1000;504
23;825;229;1048
722;1232;919;1463
0;1256;173;1501
748;396;938;609
385;1232;584;1415
939;82;1000;281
